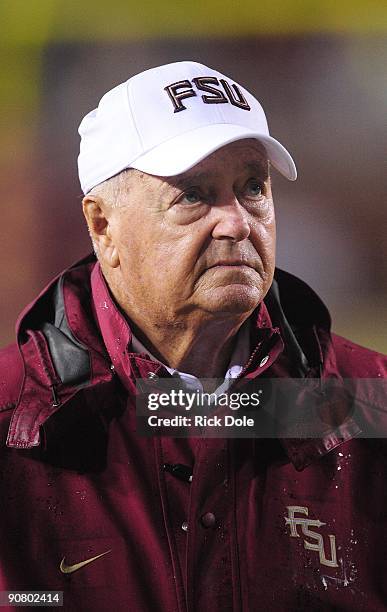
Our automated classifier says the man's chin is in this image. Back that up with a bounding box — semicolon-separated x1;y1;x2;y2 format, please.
200;284;263;314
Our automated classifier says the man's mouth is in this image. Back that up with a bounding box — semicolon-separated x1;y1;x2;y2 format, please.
208;260;256;269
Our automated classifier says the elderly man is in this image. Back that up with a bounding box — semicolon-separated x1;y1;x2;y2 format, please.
0;61;386;612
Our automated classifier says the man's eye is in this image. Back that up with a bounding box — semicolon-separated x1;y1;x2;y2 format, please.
181;189;202;204
245;180;263;197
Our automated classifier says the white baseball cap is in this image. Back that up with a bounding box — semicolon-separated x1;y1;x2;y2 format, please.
78;60;297;194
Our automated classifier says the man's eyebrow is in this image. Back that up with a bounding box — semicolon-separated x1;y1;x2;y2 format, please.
169;171;212;189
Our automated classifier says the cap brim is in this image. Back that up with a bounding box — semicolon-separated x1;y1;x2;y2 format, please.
130;123;297;180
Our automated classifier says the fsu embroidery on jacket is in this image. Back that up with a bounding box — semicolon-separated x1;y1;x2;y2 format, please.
285;505;338;568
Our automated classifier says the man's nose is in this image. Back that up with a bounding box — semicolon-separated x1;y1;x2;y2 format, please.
211;196;250;242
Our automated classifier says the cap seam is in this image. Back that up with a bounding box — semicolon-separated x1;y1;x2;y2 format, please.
126;78;144;150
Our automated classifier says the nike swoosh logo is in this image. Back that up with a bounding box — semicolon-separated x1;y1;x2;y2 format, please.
59;549;112;574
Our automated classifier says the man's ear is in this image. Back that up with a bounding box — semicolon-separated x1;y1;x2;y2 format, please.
82;195;120;268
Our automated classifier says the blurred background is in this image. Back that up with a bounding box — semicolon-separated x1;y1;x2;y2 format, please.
1;1;386;352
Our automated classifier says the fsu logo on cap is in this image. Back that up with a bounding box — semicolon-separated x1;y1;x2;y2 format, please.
164;76;251;113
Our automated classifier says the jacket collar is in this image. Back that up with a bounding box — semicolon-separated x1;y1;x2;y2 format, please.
6;254;362;471
90;261;283;391
7;255;116;449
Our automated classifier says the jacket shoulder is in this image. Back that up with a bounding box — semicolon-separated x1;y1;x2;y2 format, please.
331;333;387;378
0;342;24;411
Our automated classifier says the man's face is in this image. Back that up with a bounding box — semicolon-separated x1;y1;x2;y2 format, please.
108;139;276;323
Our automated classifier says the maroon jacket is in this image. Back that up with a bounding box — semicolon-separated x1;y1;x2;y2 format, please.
0;254;386;612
